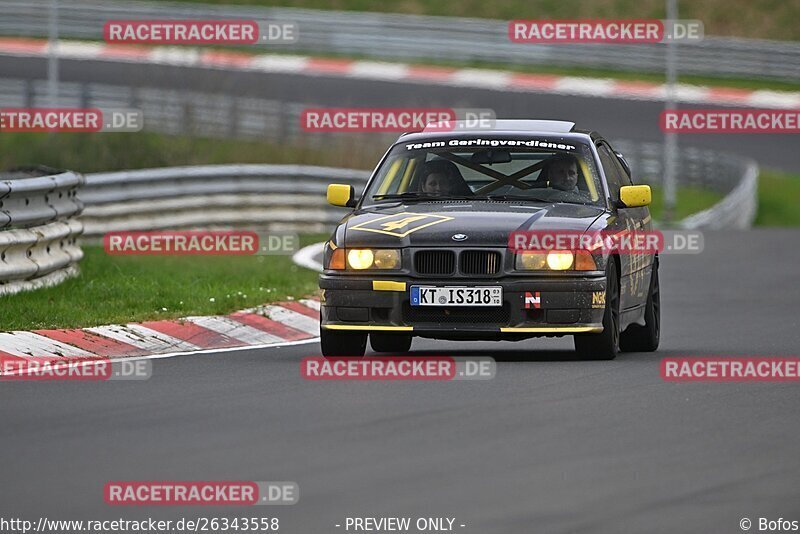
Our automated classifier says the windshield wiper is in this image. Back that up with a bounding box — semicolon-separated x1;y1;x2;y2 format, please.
372;192;476;201
483;194;591;205
480;194;539;201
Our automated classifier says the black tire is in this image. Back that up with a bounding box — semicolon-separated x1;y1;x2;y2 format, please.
370;333;413;353
620;258;661;352
574;258;620;360
320;329;367;357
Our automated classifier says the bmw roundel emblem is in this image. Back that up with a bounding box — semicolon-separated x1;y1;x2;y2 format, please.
452;233;468;241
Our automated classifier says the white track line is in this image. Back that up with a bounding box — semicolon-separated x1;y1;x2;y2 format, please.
148;47;200;66
350;61;410;80
450;69;512;89
249;54;309;73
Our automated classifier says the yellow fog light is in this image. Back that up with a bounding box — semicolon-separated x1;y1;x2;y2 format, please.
516;252;547;271
373;249;401;269
546;251;574;270
347;249;374;270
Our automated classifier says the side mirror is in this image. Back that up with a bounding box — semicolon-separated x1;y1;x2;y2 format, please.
619;185;651;208
327;184;356;208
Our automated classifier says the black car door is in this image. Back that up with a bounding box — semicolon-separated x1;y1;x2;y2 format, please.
596;141;652;312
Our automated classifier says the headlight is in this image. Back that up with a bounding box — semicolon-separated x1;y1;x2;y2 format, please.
516;252;547;270
345;248;401;270
515;250;596;271
546;251;574;270
347;249;374;270
373;249;401;269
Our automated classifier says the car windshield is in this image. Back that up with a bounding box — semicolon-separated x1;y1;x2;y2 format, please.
362;137;604;207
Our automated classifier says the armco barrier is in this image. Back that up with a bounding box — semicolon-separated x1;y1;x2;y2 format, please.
0;169;85;296
0;0;798;81
680;161;759;230
79;165;371;236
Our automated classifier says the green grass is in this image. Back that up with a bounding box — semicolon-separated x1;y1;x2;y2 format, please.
755;169;800;226
648;185;723;221
0;237;325;331
143;0;800;41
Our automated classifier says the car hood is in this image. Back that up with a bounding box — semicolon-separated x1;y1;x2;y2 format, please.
342;201;606;248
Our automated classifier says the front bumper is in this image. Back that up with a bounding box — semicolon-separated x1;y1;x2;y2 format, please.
319;274;606;340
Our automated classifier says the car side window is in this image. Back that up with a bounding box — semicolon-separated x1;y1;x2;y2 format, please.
596;144;624;201
608;147;634;186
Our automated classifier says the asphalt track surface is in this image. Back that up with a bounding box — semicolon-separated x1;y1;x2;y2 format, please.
1;55;798;173
3;230;800;533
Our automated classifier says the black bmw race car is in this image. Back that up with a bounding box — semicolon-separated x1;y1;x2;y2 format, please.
319;120;660;360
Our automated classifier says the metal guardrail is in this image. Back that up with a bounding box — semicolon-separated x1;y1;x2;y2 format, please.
80;165;370;235
0;169;85;296
0;78;299;143
0;0;798;81
613;141;758;229
680;161;758;230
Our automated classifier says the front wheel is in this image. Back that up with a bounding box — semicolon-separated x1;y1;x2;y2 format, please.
320;328;367;357
574;258;620;360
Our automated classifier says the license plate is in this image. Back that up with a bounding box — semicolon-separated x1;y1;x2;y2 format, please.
410;286;502;307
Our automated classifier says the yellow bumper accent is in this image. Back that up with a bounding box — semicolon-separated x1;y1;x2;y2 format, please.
322;325;413;332
500;326;603;333
372;280;407;292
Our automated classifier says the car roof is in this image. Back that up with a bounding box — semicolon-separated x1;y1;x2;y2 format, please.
423;119;577;133
396;119;598;143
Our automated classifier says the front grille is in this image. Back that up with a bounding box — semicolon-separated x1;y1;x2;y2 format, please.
460;250;501;275
414;250;455;275
403;302;510;324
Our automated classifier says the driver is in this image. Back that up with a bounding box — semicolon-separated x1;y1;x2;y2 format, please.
546;154;580;193
419;160;471;196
